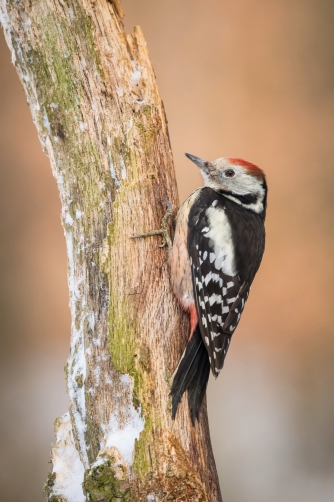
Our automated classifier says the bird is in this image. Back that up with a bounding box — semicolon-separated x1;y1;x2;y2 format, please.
169;153;267;424
131;153;267;425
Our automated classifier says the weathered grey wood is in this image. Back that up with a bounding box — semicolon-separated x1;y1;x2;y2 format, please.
0;1;222;500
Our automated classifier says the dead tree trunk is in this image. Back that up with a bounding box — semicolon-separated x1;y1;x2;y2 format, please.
0;1;222;500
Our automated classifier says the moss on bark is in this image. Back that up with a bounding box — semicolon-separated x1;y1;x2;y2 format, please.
83;456;134;502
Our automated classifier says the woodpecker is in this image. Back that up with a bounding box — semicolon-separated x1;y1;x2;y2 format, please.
132;153;267;425
169;153;267;424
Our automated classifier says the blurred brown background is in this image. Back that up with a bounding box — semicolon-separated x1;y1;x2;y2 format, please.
1;0;334;500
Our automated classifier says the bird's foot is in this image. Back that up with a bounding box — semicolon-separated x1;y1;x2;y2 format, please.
131;199;173;248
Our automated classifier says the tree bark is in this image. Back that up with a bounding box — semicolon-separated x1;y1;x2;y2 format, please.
0;1;222;500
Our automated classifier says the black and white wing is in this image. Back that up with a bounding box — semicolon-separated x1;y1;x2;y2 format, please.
188;192;250;377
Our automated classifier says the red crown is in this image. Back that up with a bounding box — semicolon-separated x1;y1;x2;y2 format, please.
228;158;264;177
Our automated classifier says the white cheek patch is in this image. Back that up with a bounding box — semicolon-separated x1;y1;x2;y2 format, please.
223;169;265;213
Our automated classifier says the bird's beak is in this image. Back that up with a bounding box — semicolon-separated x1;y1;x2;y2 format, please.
185;153;208;172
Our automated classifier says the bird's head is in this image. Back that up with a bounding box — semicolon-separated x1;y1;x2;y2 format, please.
185;153;267;216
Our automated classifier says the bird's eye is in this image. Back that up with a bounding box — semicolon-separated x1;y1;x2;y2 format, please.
224;169;235;178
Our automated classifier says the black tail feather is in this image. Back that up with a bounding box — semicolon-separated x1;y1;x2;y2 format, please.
187;342;210;424
170;326;210;424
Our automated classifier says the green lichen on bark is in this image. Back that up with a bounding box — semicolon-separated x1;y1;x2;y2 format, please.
83;456;134;502
9;0;108;223
105;193;158;481
28;29;104;205
108;288;137;374
132;414;154;478
105;183;139;374
43;472;56;500
44;472;67;502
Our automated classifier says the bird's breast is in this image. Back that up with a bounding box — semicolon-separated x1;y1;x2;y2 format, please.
170;189;202;309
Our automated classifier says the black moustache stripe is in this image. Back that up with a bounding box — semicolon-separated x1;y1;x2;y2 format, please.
218;190;258;205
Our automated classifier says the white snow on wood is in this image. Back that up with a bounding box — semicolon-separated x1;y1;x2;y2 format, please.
110;156;121;187
68;7;74;20
105;404;144;467
131;61;142;86
0;1;12;37
93;365;101;386
120;157;127;180
65;212;74;226
52;412;85;502
99;374;145;468
88;312;95;330
65;229;89;467
43;108;51;132
93;337;101;346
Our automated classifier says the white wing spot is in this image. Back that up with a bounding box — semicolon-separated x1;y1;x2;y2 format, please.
210;253;216;263
202;316;207;327
227;297;236;304
227;281;234;289
205;336;210;346
215;347;223;352
203;251;208;260
204;272;212;286
204;296;209;303
202;227;209;233
223;287;227;296
222;306;229;314
213;352;217;360
209;295;216;306
212;200;218;207
195;276;203;289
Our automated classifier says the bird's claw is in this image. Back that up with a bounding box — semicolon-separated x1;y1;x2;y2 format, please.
131;199;173;249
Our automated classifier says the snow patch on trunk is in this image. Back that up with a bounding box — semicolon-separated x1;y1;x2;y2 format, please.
51;413;85;502
65;228;89;467
105;404;144;467
101;373;145;468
